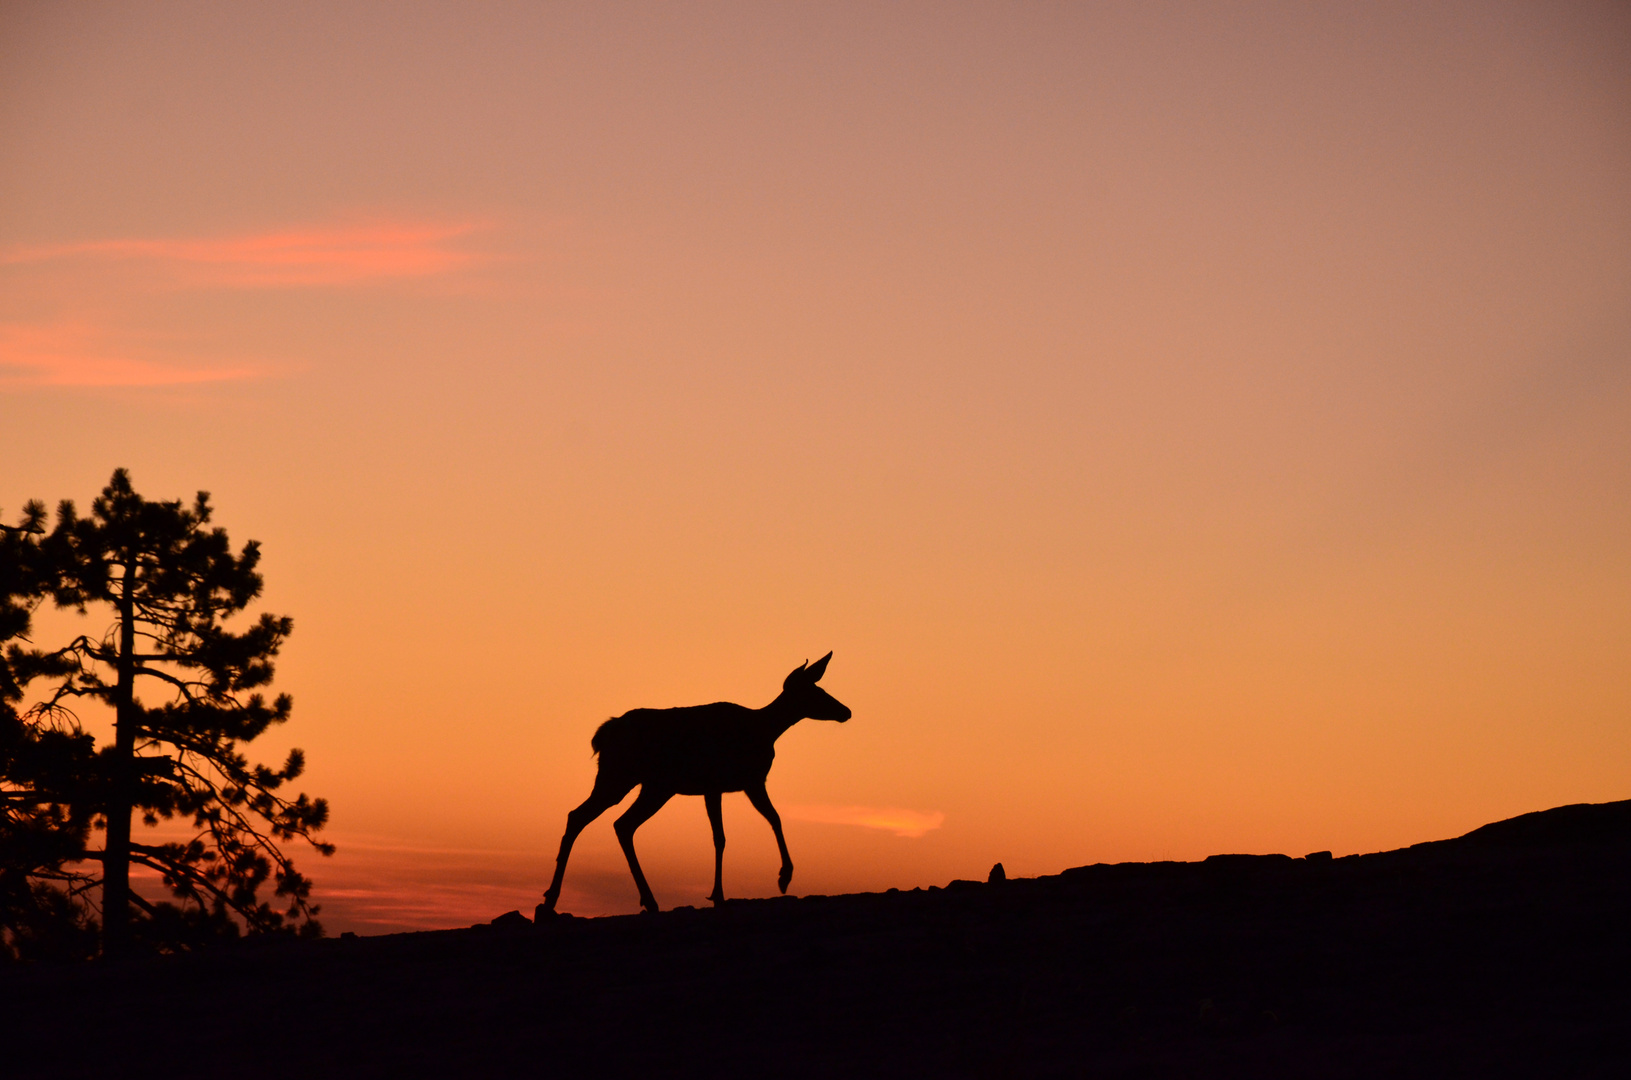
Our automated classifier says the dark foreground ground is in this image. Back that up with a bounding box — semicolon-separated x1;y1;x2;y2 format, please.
5;801;1631;1078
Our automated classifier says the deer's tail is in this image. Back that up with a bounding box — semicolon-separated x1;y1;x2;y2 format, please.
591;707;659;761
590;715;621;757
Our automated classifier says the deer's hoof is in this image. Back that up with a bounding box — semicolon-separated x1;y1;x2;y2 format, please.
778;869;793;894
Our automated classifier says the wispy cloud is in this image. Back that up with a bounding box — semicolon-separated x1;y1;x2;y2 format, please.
0;322;260;387
298;834;570;933
2;220;485;288
129;831;556;934
786;804;946;838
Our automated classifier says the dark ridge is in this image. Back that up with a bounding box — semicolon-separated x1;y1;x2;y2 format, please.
4;798;1629;1078
1442;797;1631;848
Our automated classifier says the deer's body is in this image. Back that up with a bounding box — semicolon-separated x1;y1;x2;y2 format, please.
590;703;779;796
541;653;850;915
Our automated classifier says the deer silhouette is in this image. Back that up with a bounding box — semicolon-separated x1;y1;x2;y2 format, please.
541;652;851;915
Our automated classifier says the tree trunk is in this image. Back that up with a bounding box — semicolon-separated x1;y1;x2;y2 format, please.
102;561;136;956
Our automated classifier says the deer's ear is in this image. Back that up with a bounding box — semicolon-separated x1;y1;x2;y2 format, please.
784;660;809;689
807;651;833;682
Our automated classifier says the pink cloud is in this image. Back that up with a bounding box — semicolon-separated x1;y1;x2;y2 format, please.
786;804;947;838
0;323;259;387
3;220;484;288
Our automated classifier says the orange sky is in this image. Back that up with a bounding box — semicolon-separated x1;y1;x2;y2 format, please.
3;2;1628;932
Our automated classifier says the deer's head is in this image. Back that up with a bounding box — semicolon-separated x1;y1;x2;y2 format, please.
782;651;851;722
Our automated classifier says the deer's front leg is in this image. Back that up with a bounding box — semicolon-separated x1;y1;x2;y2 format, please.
745;782;793;894
705;792;726;905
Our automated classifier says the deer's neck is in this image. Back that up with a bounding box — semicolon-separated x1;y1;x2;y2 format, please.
758;695;806;742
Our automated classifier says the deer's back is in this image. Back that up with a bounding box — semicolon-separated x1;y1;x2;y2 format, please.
592;702;774;793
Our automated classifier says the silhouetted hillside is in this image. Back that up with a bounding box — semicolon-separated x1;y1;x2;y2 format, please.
4;800;1629;1078
1439;798;1631;848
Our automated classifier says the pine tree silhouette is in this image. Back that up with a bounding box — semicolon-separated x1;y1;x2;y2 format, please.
10;470;334;954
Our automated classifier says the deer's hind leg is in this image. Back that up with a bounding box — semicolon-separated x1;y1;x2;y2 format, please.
705;792;726;905
542;771;636;914
614;784;674;914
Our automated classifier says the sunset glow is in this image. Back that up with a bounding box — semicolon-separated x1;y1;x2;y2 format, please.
3;2;1627;933
787;805;946;840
